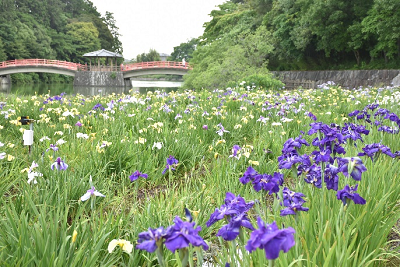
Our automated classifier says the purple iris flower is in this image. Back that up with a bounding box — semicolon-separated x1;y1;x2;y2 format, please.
348;110;361;117
224;192;255;213
216;123;229;136
308;122;324;135
129;170;148;181
206;192;255;240
136;227;168;253
202;125;208;130
324;164;340;191
341;123;369;143
162;155;179;174
307;111;317;121
337;157;367;181
374;108;390;118
252;172;284;195
395;151;400;159
216;212;255;241
239;166;260;184
206;204;237;227
365;103;379;111
336;184;366;205
282;187;306;206
282;136;310;152
311;149;333;164
278;154;302;169
245;218;295;260
51;157;68;171
378;126;399;134
302;164;322;188
357;143;395;161
164;216;209;253
80;186;105;201
229;145;241;159
384;112;400;123
46;144;59;152
280;202;309;216
92;103;105;111
75;121;83;127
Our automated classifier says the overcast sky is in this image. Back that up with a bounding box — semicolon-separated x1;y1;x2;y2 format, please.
90;0;226;60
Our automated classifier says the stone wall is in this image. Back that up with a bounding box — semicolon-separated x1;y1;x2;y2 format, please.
73;71;125;87
271;70;400;89
0;75;10;85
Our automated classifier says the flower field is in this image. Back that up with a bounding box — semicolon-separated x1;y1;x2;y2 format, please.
0;84;400;266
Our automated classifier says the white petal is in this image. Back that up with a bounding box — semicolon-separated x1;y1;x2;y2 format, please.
80;192;91;201
108;240;118;253
93;191;105;198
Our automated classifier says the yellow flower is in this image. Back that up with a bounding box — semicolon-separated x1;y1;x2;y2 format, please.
72;230;78;243
7;143;15;148
19;128;25;133
0;125;3;129
216;139;226;146
134;137;146;144
63;124;72;129
54;131;63;136
7;154;15;161
108;239;133;254
248;160;260;166
21;168;30;173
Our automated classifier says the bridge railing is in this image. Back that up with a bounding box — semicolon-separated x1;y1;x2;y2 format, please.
0;59;87;71
123;61;190;71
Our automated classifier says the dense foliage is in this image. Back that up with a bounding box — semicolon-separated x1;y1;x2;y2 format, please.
0;85;400;266
0;0;122;83
132;48;161;63
182;0;400;89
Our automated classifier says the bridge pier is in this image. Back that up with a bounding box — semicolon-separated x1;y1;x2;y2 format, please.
73;71;125;87
0;75;10;85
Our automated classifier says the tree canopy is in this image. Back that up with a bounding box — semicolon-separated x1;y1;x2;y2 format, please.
0;0;122;63
183;0;400;89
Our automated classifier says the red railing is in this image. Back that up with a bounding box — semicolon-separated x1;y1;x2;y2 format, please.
122;61;190;71
0;59;190;72
0;59;87;71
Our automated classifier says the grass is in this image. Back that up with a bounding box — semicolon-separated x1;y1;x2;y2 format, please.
0;85;399;266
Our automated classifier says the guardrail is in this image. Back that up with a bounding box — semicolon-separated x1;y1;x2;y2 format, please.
0;59;87;71
123;61;190;71
0;60;190;72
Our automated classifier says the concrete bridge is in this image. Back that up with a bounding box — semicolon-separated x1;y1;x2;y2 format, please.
0;59;190;87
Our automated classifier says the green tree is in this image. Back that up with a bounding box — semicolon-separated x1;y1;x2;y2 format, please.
0;38;6;61
104;11;123;54
168;38;199;62
66;21;101;62
362;0;400;61
134;49;160;62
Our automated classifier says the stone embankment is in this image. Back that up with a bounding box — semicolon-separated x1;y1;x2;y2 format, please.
73;71;125;87
271;70;400;89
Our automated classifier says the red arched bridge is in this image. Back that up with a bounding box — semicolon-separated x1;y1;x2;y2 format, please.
0;59;190;78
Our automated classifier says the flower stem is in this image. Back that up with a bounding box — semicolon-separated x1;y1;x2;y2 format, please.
155;247;166;267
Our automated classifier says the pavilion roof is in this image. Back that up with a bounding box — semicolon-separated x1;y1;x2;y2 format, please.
83;49;123;58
